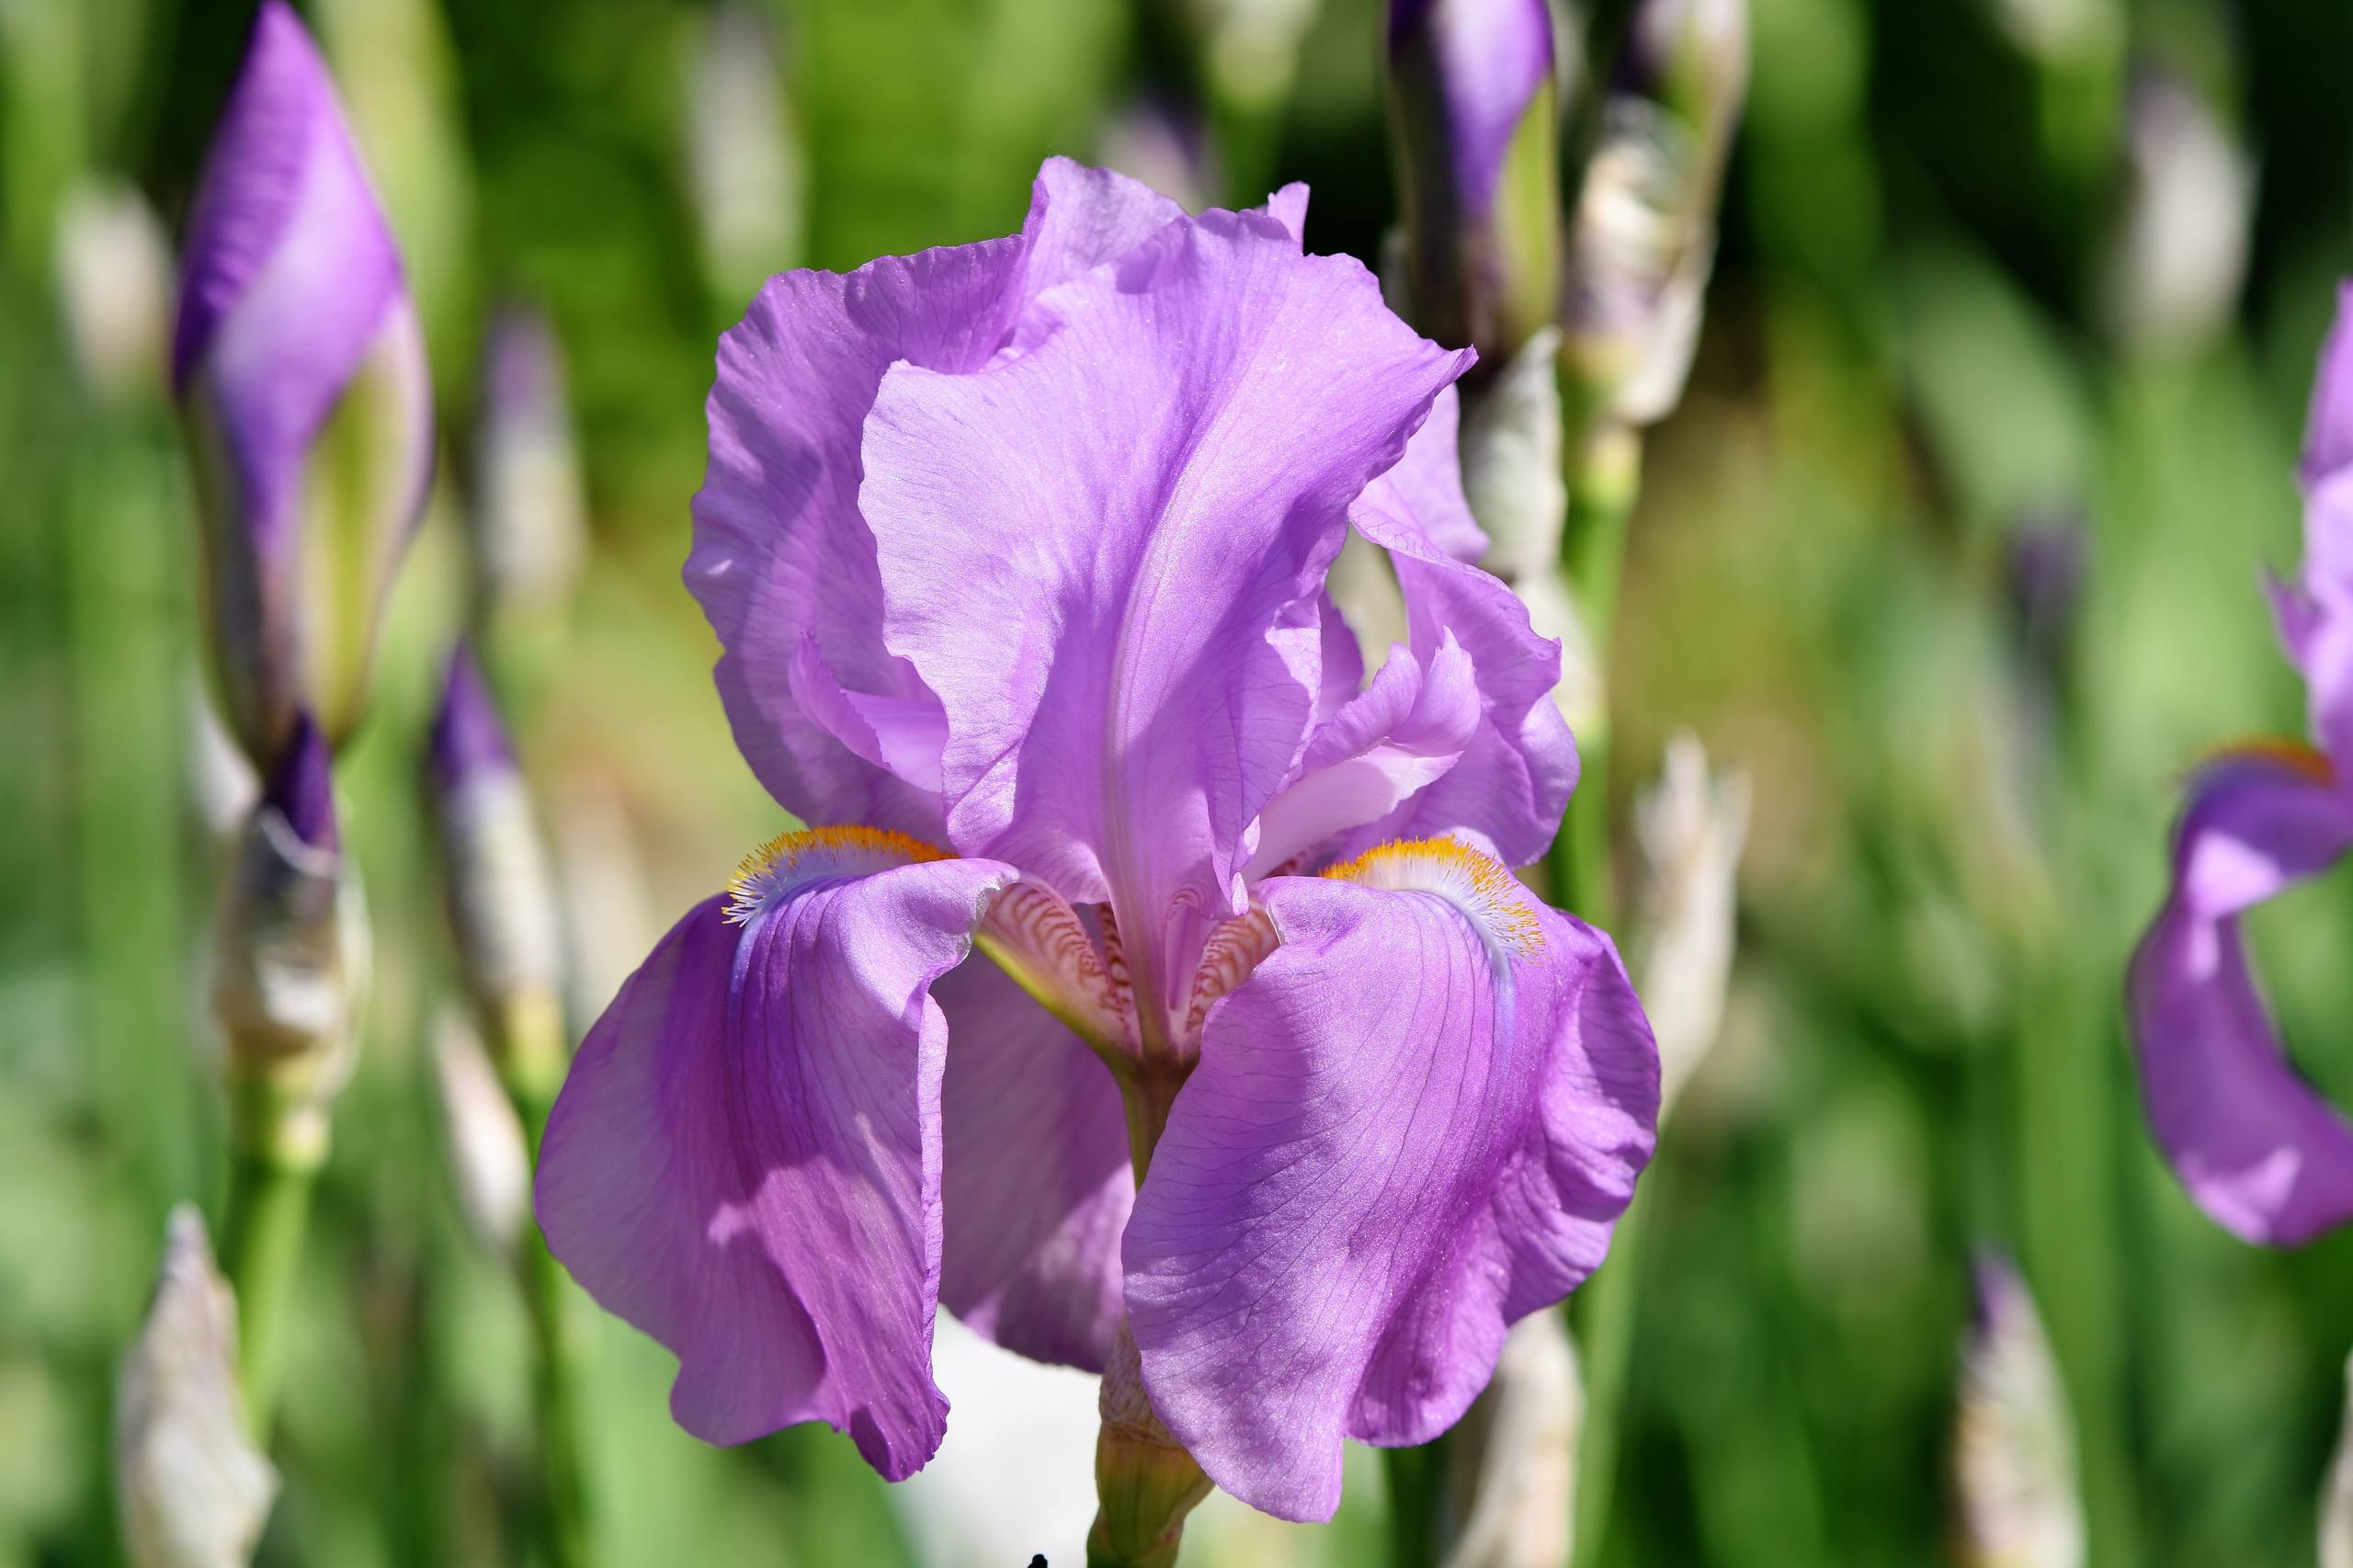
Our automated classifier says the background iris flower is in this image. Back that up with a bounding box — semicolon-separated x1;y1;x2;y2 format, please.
2128;284;2353;1246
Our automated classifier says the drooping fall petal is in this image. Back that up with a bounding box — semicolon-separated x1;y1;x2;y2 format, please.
533;838;1010;1476
935;959;1133;1372
1122;844;1656;1520
2127;751;2353;1244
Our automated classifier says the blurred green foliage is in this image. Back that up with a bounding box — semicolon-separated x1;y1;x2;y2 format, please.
5;0;2353;1563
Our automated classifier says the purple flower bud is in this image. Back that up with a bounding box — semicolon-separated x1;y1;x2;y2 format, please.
427;646;565;1092
1386;0;1563;363
262;710;338;856
175;0;435;767
470;304;586;620
211;713;364;1113
428;642;517;793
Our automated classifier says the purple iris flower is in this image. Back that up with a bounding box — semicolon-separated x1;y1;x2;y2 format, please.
2128;280;2353;1246
533;159;1658;1524
174;0;434;765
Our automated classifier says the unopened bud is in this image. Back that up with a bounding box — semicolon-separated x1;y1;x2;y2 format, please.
114;1208;278;1568
1438;1310;1580;1568
186;674;260;844
1463;327;1567;585
54;178;173;412
1631;732;1749;1115
1197;0;1324;113
427;647;566;1095
683;5;803;306
2101;69;2252;357
1564;0;1745;427
471;304;586;623
1386;0;1563;364
210;715;363;1142
175;1;434;766
1618;0;1749;179
1562;100;1705;425
1951;1252;2084;1568
431;1008;532;1253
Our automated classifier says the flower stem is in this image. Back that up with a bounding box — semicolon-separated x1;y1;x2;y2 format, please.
512;1036;597;1568
1553;418;1645;1568
219;1081;325;1442
1090;1067;1212;1567
1381;1441;1445;1568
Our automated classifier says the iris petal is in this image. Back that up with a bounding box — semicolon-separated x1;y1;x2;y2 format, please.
936;959;1133;1371
860;205;1470;1038
1121;848;1656;1521
2129;752;2353;1244
1347;408;1580;868
534;838;1011;1476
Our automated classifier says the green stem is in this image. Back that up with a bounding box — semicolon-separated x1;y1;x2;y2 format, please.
1557;418;1645;1568
220;1094;324;1443
1546;424;1641;920
1569;1190;1649;1566
1088;1069;1211;1568
1381;1441;1444;1568
517;1088;597;1568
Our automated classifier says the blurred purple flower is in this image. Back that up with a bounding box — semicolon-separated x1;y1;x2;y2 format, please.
533;159;1658;1522
2128;280;2353;1245
174;0;434;767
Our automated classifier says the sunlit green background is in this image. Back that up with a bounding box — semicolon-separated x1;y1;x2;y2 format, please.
6;0;2353;1562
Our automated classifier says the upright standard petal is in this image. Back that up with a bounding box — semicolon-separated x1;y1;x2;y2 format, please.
2128;750;2353;1244
861;208;1471;1040
688;157;1206;838
176;0;431;761
1350;417;1580;868
2302;280;2353;490
533;833;1011;1476
935;959;1132;1371
1122;842;1657;1520
688;238;1029;838
2274;472;2353;766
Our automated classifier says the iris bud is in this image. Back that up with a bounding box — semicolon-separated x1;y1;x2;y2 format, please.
2100;68;2251;357
210;713;364;1149
1951;1252;2084;1568
113;1208;278;1568
426;646;567;1099
1386;0;1563;366
683;5;802;308
1631;732;1750;1116
174;0;434;767
430;1007;533;1254
1436;1311;1581;1568
1463;326;1568;586
470;305;586;629
53;178;173;413
1563;0;1746;428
